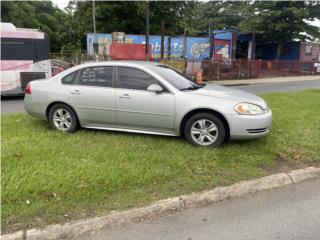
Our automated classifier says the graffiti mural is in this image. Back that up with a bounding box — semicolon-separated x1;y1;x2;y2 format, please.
187;37;210;59
191;43;210;58
87;31;234;60
214;39;230;59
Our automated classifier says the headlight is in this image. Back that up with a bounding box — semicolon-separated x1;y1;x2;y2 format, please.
234;103;264;115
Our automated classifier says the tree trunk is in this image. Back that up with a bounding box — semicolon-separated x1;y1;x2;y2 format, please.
276;42;283;70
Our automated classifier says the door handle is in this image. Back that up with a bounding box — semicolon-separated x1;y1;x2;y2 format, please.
119;94;131;99
70;90;81;95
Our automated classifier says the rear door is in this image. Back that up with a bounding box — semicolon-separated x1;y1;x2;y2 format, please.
67;66;116;126
115;66;174;132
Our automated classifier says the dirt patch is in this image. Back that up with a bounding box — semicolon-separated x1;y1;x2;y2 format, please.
263;152;319;174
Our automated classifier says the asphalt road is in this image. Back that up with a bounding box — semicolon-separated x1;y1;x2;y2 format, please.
232;79;320;93
79;178;320;240
1;80;320;114
1;97;25;114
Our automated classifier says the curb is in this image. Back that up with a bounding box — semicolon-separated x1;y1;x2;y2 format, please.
2;167;320;240
288;167;320;183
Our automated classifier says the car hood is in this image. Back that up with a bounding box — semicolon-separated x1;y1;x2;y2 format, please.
188;83;268;109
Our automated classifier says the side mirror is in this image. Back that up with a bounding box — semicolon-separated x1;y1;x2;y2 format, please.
147;83;164;93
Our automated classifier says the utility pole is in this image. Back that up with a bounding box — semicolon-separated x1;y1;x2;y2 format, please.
160;20;165;60
183;28;187;57
232;31;237;60
183;28;187;73
92;0;96;34
92;0;96;60
209;22;213;59
251;31;256;59
145;1;150;61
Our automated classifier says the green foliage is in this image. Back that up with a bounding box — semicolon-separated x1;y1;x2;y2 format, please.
1;1;65;52
65;0;190;47
1;1;320;53
185;1;253;33
240;1;320;42
148;1;189;35
238;1;320;59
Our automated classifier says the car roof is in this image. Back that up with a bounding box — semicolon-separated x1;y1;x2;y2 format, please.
79;60;161;68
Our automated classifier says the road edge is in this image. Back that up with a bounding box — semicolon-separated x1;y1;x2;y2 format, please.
209;75;320;86
2;167;320;240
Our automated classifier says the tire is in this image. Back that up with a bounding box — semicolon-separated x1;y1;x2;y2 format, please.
184;113;226;147
48;103;78;133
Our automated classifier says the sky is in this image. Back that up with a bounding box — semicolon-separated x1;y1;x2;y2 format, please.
308;18;320;28
52;0;69;10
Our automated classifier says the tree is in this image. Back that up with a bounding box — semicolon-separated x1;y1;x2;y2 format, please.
2;0;319;55
239;1;320;59
67;1;190;36
1;1;65;52
148;1;189;35
61;1;192;52
183;1;252;35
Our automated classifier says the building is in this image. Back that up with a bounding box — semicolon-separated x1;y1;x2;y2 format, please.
86;31;320;67
299;42;320;62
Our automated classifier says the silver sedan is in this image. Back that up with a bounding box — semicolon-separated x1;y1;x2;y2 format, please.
24;61;272;147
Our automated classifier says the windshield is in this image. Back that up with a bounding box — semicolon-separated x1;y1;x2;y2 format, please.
150;65;204;91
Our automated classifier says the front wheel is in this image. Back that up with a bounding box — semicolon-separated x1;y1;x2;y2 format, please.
48;104;78;133
184;113;226;147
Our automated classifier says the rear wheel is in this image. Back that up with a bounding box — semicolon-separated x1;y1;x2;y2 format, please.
48;104;78;133
184;113;226;147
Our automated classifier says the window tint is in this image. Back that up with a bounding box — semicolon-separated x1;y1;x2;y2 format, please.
61;70;78;84
78;66;113;87
150;65;200;90
1;37;49;61
117;67;157;90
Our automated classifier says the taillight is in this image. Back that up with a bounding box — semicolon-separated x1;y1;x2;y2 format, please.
25;83;31;95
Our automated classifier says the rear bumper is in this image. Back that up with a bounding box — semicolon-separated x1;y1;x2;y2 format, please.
24;95;47;120
228;109;272;139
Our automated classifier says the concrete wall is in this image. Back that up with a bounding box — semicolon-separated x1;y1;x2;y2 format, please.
86;30;236;60
299;42;320;62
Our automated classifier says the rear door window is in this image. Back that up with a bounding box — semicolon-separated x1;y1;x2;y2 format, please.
78;66;113;87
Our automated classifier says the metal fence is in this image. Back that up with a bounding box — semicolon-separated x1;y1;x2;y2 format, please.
183;59;320;81
50;53;320;80
50;53;94;65
259;60;320;77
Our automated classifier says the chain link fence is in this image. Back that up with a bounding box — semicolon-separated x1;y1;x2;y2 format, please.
50;53;320;80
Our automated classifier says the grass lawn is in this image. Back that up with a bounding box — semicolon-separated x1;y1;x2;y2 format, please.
1;90;320;233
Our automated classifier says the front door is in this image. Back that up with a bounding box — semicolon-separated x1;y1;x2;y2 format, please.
115;66;174;132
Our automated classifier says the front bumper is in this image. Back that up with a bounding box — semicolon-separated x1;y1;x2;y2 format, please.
228;109;272;139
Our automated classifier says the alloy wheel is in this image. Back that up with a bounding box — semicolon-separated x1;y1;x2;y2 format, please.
53;108;72;131
190;119;218;146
